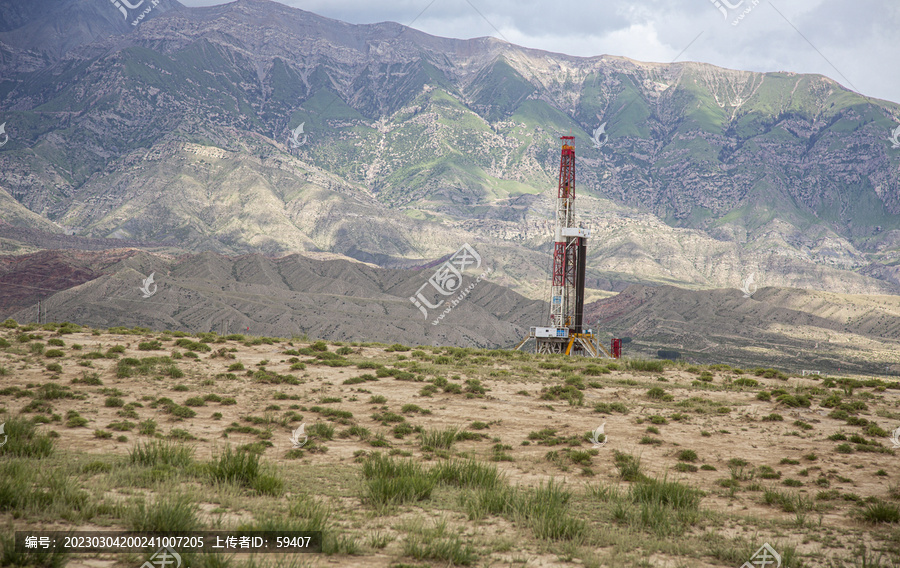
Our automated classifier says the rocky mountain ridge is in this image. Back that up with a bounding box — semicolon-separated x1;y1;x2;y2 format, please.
0;0;898;302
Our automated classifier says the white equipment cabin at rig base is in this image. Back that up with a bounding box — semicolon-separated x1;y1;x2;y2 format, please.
515;136;620;359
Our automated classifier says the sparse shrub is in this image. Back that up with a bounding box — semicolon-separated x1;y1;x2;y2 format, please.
613;450;645;482
756;466;781;480
594;402;629;414
129;440;193;468
464;378;487;395
420;427;459;451
0;416;54;458
127;494;200;532
860;501;900;524
676;450;697;462
835;443;854;454
629;360;664;372
361;453;434;508
540;385;583;405
308;422;335;440
776;394;811;408
170;405;196;419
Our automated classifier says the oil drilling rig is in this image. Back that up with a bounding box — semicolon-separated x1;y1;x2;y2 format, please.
515;136;618;358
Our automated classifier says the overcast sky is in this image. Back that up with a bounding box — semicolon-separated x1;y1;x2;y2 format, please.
181;0;900;105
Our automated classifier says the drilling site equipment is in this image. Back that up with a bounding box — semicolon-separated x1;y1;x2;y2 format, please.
515;136;617;358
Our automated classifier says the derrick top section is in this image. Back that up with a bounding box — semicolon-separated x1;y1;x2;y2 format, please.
558;136;576;200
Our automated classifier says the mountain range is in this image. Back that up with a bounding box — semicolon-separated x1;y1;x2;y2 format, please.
1;0;899;370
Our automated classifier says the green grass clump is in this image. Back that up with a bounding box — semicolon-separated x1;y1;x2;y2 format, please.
860;501;900;524
539;385;584;405
174;338;212;352
310;406;353;421
464;378;487;395
206;446;283;495
594;401;629;414
676;450;698;462
129;440;194;468
628;359;665;372
127;494;200;532
402;519;477;566
776;394;810;408
464;479;585;541
631;476;702;510
343;374;378;385
613;451;646;482
362;453;435;509
646;387;672;401
420;427;459;451
430;460;503;489
307;422;335;440
401;403;431;414
0;416;55;458
0;466;92;522
65;411;89;428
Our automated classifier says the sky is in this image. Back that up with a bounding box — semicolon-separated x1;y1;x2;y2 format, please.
179;0;900;105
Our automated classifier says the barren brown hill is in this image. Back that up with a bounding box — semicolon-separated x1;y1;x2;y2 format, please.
586;285;900;375
4;249;544;348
